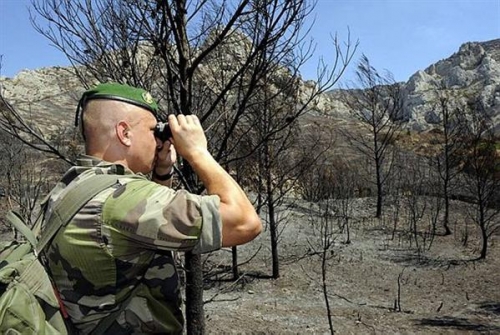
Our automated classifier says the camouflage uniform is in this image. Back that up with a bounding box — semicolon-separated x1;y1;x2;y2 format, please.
42;155;222;334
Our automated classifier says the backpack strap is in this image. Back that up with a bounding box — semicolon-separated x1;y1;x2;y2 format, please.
36;174;121;255
6;210;37;248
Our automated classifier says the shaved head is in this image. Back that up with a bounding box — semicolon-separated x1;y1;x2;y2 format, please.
82;100;155;157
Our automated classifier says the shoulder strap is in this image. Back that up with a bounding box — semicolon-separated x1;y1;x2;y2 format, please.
6;210;37;248
36;174;120;255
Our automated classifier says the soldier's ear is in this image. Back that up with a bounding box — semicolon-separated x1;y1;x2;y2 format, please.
116;121;132;146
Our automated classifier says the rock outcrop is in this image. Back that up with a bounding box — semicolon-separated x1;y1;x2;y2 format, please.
401;39;500;133
0;67;84;132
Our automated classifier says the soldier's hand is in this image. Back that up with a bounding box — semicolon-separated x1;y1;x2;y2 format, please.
154;139;176;175
168;114;208;162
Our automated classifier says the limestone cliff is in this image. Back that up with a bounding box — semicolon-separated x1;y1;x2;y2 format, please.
402;39;500;133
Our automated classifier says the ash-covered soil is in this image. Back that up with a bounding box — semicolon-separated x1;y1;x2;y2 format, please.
201;197;500;334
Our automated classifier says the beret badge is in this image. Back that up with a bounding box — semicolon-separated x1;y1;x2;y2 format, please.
142;92;154;104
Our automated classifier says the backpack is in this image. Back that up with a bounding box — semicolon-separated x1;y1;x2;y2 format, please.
0;174;127;335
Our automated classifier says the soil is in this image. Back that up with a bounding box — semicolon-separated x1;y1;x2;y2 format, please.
201;197;500;334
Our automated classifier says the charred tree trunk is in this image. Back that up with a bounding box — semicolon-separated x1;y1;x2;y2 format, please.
375;156;383;218
185;252;204;334
232;246;239;279
443;181;452;236
322;247;334;334
265;142;280;279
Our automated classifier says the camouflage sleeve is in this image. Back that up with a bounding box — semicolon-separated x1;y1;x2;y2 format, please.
192;193;222;254
102;179;222;253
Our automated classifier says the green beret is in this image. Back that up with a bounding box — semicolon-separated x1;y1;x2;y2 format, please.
75;82;159;127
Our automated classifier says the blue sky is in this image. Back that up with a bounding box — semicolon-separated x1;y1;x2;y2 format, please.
0;0;499;83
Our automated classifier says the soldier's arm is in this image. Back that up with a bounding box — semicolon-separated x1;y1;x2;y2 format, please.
168;114;262;247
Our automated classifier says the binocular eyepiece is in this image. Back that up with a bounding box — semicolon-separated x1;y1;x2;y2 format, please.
154;122;172;142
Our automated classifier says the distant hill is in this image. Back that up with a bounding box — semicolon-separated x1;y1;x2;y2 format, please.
1;39;499;135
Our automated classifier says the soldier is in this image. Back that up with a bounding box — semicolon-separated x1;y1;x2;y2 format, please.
42;83;262;334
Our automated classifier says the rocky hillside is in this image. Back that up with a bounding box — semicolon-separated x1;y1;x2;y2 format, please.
0;66;84;133
1;39;499;135
402;39;500;133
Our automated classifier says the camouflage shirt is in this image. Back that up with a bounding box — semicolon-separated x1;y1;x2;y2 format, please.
42;156;222;334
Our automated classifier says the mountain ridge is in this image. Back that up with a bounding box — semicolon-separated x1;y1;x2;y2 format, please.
1;38;499;135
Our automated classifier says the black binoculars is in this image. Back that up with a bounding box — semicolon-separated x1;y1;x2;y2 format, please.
154;122;172;142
